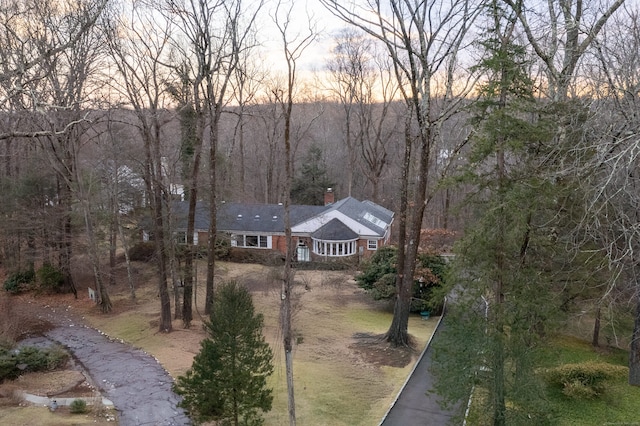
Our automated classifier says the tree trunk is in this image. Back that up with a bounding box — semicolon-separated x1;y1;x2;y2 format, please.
592;305;601;347
205;106;220;315
116;216;136;302
170;251;182;320
492;329;506;426
148;126;172;333
384;115;411;346
629;292;640;386
82;201;111;313
109;204;117;287
60;206;77;298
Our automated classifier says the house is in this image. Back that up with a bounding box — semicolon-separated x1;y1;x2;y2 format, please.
170;191;394;262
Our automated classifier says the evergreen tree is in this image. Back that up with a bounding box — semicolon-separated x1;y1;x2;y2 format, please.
290;145;335;205
174;281;274;425
431;1;568;423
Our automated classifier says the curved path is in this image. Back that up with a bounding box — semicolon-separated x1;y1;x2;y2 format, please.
35;306;191;426
380;314;461;426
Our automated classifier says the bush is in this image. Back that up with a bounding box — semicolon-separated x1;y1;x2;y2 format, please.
227;247;284;265
3;268;35;294
544;361;627;399
355;246;448;312
0;344;69;382
214;237;231;260
36;263;65;293
69;399;88;414
129;242;156;262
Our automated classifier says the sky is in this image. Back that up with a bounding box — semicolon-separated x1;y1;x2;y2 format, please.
258;0;351;76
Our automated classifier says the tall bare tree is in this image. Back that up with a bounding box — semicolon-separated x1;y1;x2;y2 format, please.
578;5;640;385
321;0;479;346
163;0;264;320
273;2;317;423
105;2;174;331
325;29;374;197
504;0;625;102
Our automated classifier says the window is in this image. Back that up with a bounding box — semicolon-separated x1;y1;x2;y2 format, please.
312;239;357;257
175;231;187;245
233;234;270;249
368;239;378;250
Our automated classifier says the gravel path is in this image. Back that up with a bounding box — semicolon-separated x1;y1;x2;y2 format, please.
35;305;191;426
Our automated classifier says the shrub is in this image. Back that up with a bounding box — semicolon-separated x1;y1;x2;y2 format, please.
544;361;627;399
214;237;231;260
129;242;156;262
355;246;448;312
36;263;65;293
227;247;284;265
69;399;88;414
0;344;69;382
3;268;35;294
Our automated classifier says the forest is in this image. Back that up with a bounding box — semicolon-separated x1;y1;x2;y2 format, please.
1;0;640;423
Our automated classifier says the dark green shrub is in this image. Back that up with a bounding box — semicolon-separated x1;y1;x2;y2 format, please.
36;263;65;293
356;246;448;313
129;242;156;262
0;344;69;382
69;399;88;414
356;246;397;292
3;268;35;294
544;362;627;399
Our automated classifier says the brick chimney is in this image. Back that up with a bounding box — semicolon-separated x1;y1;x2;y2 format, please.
324;188;335;205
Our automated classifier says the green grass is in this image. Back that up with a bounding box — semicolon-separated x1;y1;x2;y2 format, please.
540;336;640;426
466;335;640;425
537;335;628;367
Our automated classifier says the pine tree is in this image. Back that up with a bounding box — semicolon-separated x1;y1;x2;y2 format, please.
431;1;563;423
290;145;335;205
174;281;274;425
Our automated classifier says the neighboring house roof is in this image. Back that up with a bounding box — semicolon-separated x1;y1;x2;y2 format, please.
170;201;211;231
171;197;394;241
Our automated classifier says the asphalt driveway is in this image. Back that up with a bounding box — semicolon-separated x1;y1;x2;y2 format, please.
380;316;461;426
31;304;191;426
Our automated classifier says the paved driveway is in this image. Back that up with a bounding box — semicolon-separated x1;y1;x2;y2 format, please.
32;305;191;426
380;317;461;426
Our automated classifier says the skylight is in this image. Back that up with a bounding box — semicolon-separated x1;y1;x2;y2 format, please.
363;212;387;228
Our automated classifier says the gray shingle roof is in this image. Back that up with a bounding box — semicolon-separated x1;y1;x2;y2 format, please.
311;218;359;240
170;197;394;239
325;197;394;236
171;201;328;234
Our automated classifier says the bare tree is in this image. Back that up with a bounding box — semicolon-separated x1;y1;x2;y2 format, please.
0;0;108;292
578;5;640;385
273;2;317;423
321;0;479;346
325;29;373;197
105;2;175;331
32;0;111;301
504;0;625;102
163;0;264;320
224;48;267;196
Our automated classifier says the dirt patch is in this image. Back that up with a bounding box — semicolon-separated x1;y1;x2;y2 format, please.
13;370;95;398
349;333;417;368
0;293;56;342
